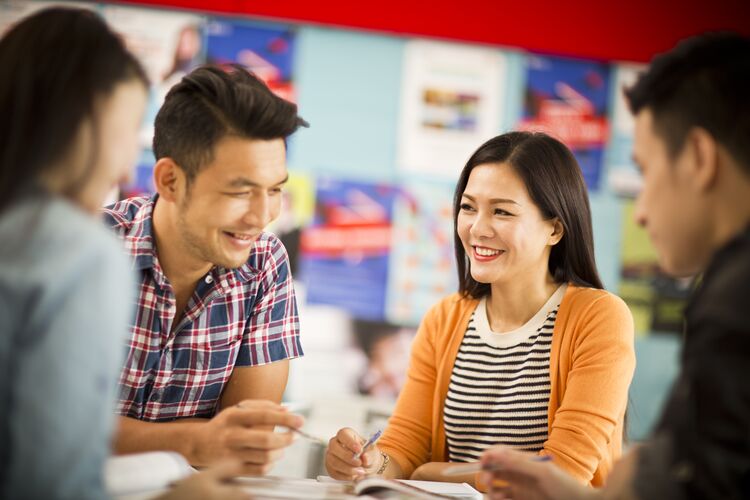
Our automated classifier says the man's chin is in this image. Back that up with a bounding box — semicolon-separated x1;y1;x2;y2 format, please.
658;253;701;279
213;252;251;270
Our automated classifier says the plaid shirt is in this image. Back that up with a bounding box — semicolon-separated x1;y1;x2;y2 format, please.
103;196;302;422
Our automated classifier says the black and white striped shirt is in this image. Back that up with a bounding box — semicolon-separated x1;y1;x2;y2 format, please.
444;285;566;462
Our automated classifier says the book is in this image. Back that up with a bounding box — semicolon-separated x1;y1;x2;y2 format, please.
352;476;483;499
235;475;482;499
103;452;482;500
315;475;483;499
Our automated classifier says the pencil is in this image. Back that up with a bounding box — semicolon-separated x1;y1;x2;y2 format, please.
283;426;328;445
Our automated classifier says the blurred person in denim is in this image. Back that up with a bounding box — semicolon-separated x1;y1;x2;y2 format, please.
0;8;251;499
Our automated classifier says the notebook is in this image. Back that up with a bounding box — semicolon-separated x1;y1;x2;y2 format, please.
316;475;483;499
352;476;483;499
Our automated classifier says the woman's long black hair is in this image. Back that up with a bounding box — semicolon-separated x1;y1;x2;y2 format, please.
0;7;148;214
454;131;604;297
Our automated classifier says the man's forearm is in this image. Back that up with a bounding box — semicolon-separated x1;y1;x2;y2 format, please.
113;415;208;463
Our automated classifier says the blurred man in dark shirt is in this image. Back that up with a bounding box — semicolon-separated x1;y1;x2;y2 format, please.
479;32;750;500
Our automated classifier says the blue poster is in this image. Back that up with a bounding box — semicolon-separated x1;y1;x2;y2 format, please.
120;150;157;199
300;178;397;320
206;19;296;102
519;54;612;191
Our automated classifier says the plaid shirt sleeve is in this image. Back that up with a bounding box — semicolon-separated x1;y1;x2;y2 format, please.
237;235;302;366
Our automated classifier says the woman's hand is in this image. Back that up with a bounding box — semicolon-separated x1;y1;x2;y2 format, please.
324;427;383;480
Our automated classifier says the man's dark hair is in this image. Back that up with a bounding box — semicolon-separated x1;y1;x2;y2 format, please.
625;33;750;173
153;64;308;182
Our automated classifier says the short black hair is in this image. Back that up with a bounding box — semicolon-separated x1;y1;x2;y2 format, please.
153;64;308;181
625;33;750;173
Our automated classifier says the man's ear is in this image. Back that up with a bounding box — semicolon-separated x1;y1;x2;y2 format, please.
549;218;565;246
153;158;184;203
685;127;719;192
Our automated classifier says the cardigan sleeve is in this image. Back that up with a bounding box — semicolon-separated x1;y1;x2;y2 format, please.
377;301;443;478
542;292;635;483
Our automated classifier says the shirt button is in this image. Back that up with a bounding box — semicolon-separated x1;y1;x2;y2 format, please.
151;390;163;402
205;275;214;284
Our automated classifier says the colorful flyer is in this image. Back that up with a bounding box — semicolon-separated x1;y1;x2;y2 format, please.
300;178;397;320
117;150;157;201
100;5;206;199
518;54;612;191
607;63;647;197
619;200;692;335
386;181;457;326
398;40;506;179
206;19;296;102
266;172;316;275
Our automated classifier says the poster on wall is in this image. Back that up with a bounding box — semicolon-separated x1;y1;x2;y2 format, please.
300;178;397;320
349;318;415;399
619;200;691;336
397;40;506;179
102;5;205;146
607;63;647;196
120;151;157;200
386;181;457;326
206;19;296;102
518;54;611;191
266;172;316;276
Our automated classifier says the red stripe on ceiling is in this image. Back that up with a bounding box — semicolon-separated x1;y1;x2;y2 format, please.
115;0;750;62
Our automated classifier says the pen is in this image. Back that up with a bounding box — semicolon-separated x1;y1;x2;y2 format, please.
354;429;383;459
443;455;552;476
282;426;328;446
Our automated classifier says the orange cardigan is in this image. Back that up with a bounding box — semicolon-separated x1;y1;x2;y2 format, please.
377;285;635;487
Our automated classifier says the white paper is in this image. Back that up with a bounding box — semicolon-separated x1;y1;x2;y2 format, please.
101;4;205;148
397;479;483;499
104;451;194;497
397;40;506;179
236;476;359;499
612;63;647;135
608;63;648;196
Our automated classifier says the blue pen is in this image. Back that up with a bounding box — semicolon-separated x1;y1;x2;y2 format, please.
354;429;383;460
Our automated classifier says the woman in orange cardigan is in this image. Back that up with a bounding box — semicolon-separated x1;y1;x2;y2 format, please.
325;131;635;489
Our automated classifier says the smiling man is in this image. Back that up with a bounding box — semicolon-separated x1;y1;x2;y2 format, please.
103;66;308;474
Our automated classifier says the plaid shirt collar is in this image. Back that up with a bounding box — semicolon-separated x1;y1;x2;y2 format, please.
124;195;259;293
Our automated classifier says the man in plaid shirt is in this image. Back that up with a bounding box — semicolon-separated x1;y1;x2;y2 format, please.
103;65;307;475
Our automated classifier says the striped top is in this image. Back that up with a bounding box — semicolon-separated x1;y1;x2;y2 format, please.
444;285;566;462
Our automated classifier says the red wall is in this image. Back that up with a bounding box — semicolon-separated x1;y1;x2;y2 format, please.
116;0;749;62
